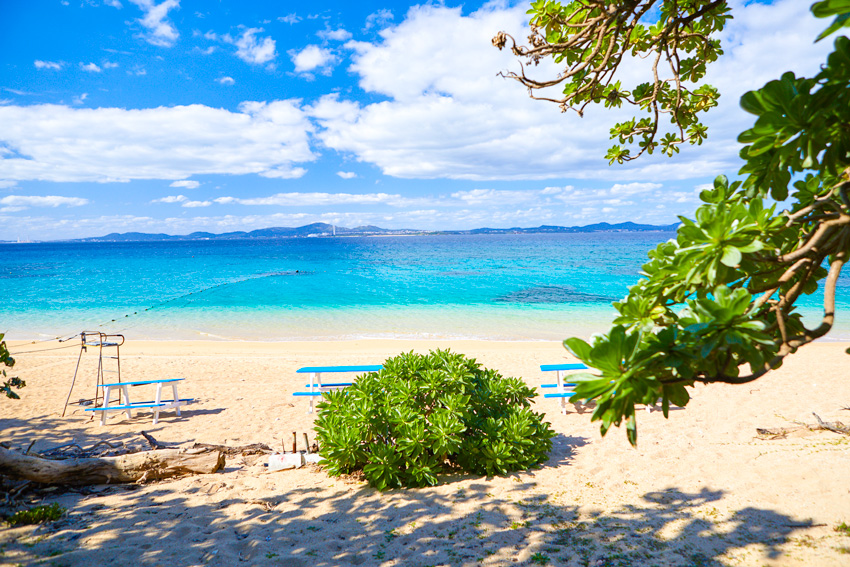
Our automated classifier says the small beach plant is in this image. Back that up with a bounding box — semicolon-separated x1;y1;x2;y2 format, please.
496;0;850;445
5;504;65;526
0;334;24;400
313;349;555;490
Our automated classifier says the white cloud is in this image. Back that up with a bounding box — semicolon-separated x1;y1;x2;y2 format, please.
278;14;300;25
364;9;393;30
72;93;88;105
129;0;180;47
291;45;336;74
34;60;62;70
169;180;199;189
80;62;102;72
0;100;315;183
307;1;832;183
318;27;352;42
150;194;209;207
0;195;88;211
609;183;663;195
214;192;421;207
103;0;123;8
151;195;187;203
450;188;539;206
234;28;276;65
336;171;356;179
217;76;235;85
103;61;119;69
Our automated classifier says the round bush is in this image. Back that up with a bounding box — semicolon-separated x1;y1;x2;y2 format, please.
313;349;555;490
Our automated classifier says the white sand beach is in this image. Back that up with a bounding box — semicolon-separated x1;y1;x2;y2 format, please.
1;339;849;566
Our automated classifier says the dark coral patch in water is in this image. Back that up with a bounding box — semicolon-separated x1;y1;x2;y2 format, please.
496;286;614;304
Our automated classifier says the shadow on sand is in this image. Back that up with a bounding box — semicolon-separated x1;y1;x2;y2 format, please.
0;432;815;567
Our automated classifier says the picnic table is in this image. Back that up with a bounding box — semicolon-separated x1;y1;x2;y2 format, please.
293;365;383;413
84;378;192;425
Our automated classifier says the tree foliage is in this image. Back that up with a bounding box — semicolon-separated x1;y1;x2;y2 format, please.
1;334;24;400
493;0;730;163
314;350;555;490
497;1;850;445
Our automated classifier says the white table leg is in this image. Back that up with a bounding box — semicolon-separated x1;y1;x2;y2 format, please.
153;382;162;425
557;371;566;415
172;383;181;416
122;385;132;419
308;372;320;413
100;386;112;426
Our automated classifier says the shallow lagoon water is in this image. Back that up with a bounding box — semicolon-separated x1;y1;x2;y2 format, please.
3;232;848;341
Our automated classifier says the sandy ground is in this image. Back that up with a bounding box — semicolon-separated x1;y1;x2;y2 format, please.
1;338;849;567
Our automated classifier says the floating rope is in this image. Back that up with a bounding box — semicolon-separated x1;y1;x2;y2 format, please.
7;270;312;352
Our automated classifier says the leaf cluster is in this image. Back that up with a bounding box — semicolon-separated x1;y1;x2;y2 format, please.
313;349;555;490
0;334;24;400
494;0;729;162
524;1;850;446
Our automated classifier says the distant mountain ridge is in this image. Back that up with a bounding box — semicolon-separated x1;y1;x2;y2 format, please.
68;221;679;242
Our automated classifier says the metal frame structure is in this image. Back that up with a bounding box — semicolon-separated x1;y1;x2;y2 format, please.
62;331;125;417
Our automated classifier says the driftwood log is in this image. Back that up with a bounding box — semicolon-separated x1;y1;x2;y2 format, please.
0;446;225;485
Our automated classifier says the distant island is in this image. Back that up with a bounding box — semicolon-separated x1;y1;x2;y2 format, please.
50;221;679;242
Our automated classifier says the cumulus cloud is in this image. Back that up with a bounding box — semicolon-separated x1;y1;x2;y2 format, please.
0;195;88;212
278;14;300;25
364;9;393;30
151;194;210;207
318;27;352;42
291;45;336;74
336;171;356;179
34;60;62;70
80;62;102;72
0;100;315;183
217;76;235;85
307;0;832;183
234;28;276;64
151;194;187;203
72;93;88;105
130;0;180;47
103;0;123;8
170;180;199;189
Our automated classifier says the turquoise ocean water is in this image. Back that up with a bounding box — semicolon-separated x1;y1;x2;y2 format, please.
3;233;849;342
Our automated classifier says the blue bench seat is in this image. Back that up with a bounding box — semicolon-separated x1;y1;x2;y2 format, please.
294;365;382;413
539;363;587;415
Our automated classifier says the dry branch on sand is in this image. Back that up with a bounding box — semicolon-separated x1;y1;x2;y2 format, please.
0;446;225;485
756;412;850;439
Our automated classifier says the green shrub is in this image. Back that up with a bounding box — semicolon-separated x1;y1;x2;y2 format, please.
314;349;555;490
6;504;65;526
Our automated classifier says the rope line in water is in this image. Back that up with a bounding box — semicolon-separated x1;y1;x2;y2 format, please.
8;270;310;353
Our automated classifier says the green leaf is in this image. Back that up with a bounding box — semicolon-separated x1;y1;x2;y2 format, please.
720;246;742;267
626;415;638;447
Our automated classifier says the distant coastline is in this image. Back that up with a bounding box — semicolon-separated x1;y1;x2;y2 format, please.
4;221;680;243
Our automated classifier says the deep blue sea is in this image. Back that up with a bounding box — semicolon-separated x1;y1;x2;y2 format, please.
3;233;848;341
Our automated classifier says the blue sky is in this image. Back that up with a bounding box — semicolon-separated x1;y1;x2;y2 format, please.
0;0;834;240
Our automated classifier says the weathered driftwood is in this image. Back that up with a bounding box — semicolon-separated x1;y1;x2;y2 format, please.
0;446;225;485
191;442;272;456
812;412;850;435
